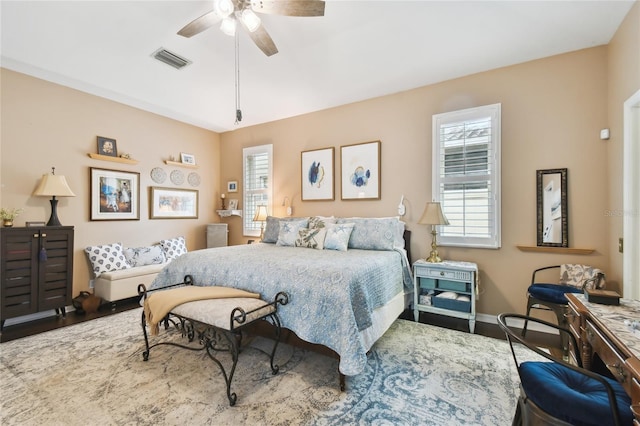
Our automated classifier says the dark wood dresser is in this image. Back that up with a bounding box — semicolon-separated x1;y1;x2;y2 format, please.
1;226;74;329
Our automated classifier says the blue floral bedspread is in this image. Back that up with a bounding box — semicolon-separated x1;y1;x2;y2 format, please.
150;243;412;375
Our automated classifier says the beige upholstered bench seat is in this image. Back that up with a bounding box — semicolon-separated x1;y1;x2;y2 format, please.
171;297;277;330
94;263;167;302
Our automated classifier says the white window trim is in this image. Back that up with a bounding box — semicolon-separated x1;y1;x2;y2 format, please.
243;144;273;237
432;103;501;249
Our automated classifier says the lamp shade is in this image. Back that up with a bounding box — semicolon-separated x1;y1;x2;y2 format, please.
33;173;76;197
253;205;268;222
418;202;449;226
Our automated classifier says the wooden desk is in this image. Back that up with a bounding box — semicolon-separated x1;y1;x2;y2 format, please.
567;293;640;423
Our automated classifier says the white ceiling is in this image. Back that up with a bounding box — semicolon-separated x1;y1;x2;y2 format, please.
1;1;635;133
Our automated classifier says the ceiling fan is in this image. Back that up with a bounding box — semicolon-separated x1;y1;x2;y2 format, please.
178;0;326;57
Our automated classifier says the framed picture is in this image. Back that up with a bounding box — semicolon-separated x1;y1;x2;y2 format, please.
90;168;140;221
301;147;334;201
341;140;381;200
228;199;238;210
150;187;198;219
97;136;117;157
227;181;238;193
181;152;196;165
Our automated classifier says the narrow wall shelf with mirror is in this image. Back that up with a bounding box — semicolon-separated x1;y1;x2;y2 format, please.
516;245;594;255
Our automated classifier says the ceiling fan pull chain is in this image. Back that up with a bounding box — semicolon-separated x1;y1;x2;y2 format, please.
235;31;242;124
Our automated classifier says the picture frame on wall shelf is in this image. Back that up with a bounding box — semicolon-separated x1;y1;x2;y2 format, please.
228;199;238;210
301;147;335;201
90;168;140;221
340;140;381;200
97;136;117;157
180;153;196;165
227;181;238;193
150;187;198;219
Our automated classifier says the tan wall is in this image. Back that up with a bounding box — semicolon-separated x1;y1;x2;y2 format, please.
0;69;221;296
607;2;640;288
220;46;616;317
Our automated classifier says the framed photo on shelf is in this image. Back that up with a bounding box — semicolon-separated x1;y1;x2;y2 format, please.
341;140;381;200
301;147;334;201
90;168;140;221
180;153;196;165
97;136;117;157
228;199;238;210
227;181;238;193
150;187;198;219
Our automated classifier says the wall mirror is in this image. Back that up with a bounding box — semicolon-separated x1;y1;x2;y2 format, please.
537;168;568;247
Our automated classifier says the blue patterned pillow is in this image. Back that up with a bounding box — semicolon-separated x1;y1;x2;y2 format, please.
159;236;188;261
337;217;401;250
324;223;355;251
263;216;309;243
123;245;166;267
85;242;131;277
276;220;308;247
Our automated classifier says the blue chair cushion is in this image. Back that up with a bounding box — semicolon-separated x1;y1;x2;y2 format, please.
527;283;582;304
520;361;633;426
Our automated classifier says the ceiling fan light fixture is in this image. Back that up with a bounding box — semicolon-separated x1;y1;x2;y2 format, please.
241;9;261;32
220;17;237;36
213;0;234;19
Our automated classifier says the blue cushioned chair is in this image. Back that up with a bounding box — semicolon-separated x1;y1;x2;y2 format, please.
522;265;604;353
498;313;632;426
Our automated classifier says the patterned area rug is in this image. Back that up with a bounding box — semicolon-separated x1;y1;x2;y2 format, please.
0;309;520;425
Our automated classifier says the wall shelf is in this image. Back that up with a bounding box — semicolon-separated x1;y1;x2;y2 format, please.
516;245;595;255
88;153;138;165
217;209;242;218
165;160;198;169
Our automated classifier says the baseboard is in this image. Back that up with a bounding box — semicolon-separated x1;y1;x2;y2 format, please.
3;305;75;328
476;312;559;335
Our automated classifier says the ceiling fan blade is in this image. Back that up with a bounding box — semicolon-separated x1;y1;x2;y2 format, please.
243;24;279;56
251;0;325;17
177;11;221;38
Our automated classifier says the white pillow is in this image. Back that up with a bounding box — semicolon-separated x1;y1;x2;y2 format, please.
85;242;131;278
123;245;166;267
295;227;327;250
324;223;354;252
435;291;458;299
159;236;188;261
276;220;308;247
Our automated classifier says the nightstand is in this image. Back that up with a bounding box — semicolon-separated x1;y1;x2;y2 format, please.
413;259;478;333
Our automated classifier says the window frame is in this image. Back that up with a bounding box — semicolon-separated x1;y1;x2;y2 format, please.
432;103;501;249
242;144;273;237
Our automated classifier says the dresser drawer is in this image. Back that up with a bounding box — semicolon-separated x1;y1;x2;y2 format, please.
585;320;632;392
414;265;472;282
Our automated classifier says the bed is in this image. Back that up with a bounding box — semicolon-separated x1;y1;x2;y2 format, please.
149;216;413;378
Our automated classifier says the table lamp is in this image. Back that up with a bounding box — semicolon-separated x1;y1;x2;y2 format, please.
253;205;268;240
418;202;449;263
33;167;76;226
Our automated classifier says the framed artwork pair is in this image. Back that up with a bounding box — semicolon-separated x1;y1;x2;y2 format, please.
89;168;198;221
301;140;380;201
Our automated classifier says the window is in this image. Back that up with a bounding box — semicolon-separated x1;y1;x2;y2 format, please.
432;103;501;248
243;144;273;237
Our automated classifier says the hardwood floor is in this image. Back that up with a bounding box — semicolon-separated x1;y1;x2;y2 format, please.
0;297;141;343
2;302;561;353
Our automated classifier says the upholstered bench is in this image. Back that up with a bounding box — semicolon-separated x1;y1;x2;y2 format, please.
138;276;289;406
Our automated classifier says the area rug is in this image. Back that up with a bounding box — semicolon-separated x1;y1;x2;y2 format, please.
0;309;520;425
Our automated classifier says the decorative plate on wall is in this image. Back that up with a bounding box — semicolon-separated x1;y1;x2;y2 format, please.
170;169;184;185
150;167;166;184
187;172;201;187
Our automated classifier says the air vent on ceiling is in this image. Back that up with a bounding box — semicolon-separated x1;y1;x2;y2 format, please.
152;47;192;70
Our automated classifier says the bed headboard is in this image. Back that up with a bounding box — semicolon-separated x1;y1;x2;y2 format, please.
403;230;412;263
